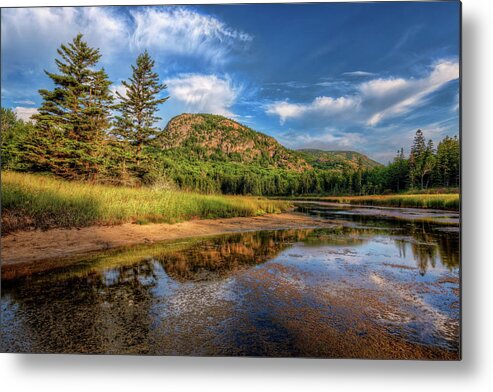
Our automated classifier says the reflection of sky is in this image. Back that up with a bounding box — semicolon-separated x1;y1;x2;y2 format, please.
274;234;457;282
2;2;459;162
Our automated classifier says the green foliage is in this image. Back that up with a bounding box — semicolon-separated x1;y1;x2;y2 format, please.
0;108;36;171
26;34;113;180
1;171;290;233
433;136;460;187
113;51;169;165
299;149;382;171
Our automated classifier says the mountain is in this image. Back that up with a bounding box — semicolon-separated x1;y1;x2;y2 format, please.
160;113;311;172
298;149;383;171
158;114;381;175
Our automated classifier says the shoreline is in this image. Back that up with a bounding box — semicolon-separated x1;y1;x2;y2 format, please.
1;212;332;280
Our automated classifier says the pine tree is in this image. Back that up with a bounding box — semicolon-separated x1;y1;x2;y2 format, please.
113;51;169;164
409;129;426;189
434;136;460;187
422;139;436;189
30;34;113;179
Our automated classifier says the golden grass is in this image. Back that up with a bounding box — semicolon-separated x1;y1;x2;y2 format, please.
1;171;290;233
304;194;460;210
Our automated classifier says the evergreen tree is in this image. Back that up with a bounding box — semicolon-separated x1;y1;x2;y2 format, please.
422;139;436;189
29;34;113;179
434;136;460;187
409;129;426;189
1;108;35;170
113;51;169;163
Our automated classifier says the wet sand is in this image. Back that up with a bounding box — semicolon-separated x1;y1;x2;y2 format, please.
1;212;332;279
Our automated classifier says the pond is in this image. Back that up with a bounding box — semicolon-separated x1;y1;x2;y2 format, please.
0;204;460;358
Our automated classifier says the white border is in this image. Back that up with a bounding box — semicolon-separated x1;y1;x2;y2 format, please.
2;1;493;391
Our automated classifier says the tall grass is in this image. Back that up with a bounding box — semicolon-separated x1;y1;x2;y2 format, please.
303;194;459;210
1;172;290;233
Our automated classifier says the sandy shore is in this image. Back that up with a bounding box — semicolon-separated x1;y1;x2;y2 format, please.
1;212;331;279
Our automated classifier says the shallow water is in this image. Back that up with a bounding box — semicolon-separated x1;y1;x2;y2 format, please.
1;204;460;358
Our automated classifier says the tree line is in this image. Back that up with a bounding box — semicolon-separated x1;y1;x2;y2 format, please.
153;129;459;196
1;34;459;195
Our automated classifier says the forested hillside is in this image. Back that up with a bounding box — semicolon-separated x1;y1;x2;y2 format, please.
299;149;382;171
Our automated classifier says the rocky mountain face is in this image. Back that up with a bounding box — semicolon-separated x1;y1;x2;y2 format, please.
159;113;380;172
160;113;311;172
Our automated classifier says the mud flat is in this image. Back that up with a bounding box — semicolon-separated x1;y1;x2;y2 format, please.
1;212;332;279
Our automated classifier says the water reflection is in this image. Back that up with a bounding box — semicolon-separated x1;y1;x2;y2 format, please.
1;205;460;358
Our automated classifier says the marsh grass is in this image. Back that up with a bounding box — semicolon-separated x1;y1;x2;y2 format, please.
281;194;459;210
322;194;459;210
1;172;290;233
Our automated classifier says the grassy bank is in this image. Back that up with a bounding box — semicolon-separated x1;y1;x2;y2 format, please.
1;172;290;234
281;194;459;211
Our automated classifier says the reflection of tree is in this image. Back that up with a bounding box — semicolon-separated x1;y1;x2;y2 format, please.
303;226;368;247
435;232;460;270
412;243;438;275
156;230;307;282
400;222;459;274
4;264;158;354
395;239;407;259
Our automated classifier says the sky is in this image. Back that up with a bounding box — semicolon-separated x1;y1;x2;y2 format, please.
1;2;460;163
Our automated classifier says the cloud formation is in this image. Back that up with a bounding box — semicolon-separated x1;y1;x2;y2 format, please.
1;6;250;72
14;107;38;122
1;7;127;65
166;74;239;117
266;96;360;125
130;7;252;63
342;71;376;77
279;128;366;151
266;59;459;127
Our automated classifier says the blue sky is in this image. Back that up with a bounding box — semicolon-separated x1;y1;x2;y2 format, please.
1;2;460;162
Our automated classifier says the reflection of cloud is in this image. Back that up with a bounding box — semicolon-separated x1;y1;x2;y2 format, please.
266;59;459;127
166;74;240;117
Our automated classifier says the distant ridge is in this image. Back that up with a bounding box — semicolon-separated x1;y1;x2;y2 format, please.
297;149;382;171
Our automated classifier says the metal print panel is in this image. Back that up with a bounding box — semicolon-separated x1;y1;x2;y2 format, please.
0;1;461;359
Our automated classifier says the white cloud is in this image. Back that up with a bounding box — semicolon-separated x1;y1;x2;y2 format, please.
110;83;128;100
266;96;360;124
129;7;251;63
166;74;239;117
279;128;366;151
1;6;250;71
1;7;127;62
14;107;38;121
267;59;459;127
362;60;459;126
453;92;460;112
14;100;36;105
342;71;376;77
